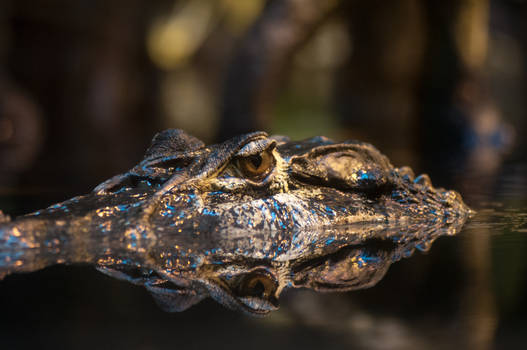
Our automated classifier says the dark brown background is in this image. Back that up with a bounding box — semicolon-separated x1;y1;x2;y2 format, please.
1;1;527;349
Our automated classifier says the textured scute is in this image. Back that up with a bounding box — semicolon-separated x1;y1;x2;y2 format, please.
0;130;473;315
145;129;205;158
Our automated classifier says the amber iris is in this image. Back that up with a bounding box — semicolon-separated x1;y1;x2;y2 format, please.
239;273;276;299
237;150;274;179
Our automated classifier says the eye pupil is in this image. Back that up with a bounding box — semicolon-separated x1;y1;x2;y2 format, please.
249;155;263;169
237;150;275;179
243;275;274;298
252;280;266;297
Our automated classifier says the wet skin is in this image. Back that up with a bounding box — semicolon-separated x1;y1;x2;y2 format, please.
0;130;472;315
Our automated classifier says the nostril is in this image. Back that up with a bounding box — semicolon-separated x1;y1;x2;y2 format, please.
446;190;462;202
441;190;475;216
443;190;463;206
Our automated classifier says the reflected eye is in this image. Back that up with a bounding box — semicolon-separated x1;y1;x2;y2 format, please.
237;150;275;180
238;273;277;299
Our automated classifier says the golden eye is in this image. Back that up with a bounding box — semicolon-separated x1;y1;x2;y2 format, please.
237;150;274;180
239;273;277;299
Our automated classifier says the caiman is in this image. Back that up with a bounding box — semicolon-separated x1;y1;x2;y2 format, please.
0;129;472;315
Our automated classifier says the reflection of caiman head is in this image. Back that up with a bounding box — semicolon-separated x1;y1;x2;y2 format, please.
0;129;472;315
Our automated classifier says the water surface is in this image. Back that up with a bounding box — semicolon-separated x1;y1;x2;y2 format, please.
0;159;526;350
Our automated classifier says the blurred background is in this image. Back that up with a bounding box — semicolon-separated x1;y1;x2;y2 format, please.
0;0;527;349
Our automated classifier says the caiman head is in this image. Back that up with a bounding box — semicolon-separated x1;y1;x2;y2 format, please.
0;129;472;315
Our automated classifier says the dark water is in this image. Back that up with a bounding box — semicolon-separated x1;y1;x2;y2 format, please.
0;160;526;350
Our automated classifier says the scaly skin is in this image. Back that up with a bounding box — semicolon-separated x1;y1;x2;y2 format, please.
0;129;472;315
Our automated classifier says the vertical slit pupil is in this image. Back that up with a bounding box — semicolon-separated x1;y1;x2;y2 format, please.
249;155;263;169
253;280;266;297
